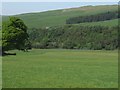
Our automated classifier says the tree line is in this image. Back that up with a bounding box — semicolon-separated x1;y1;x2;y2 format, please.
28;25;118;50
66;11;118;24
2;16;118;55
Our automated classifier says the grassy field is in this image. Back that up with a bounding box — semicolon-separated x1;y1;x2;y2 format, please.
2;5;118;28
77;19;118;27
2;49;118;88
0;56;2;89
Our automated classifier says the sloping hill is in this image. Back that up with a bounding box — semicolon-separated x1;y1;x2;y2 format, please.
76;19;118;26
2;5;118;28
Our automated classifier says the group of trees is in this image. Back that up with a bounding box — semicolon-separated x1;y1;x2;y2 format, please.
66;11;118;24
28;25;118;50
2;17;31;55
1;12;118;55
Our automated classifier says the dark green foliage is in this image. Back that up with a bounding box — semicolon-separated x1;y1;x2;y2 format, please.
2;17;31;52
28;25;118;50
66;11;118;24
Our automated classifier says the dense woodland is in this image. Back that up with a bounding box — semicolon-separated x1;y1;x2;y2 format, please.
66;11;118;24
28;25;118;50
27;11;119;50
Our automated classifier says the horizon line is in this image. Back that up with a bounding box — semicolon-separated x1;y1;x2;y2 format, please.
2;4;118;16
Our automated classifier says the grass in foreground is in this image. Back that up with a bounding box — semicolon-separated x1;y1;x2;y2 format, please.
0;57;2;89
2;49;118;88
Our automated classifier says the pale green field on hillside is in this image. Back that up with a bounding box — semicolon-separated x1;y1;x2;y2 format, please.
2;5;118;28
78;19;118;26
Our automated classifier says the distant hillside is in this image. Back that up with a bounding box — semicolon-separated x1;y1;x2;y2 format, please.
75;19;118;26
2;5;118;28
1;5;118;50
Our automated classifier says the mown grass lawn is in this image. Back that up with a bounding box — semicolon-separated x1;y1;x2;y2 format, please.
0;57;2;89
2;49;118;88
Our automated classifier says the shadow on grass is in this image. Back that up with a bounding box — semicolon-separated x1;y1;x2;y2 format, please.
1;52;16;56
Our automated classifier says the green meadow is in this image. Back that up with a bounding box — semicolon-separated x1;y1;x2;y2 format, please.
1;4;118;88
2;5;118;28
77;19;118;27
0;57;2;89
2;49;118;88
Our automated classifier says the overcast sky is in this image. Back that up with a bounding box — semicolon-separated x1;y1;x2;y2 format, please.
2;2;118;15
